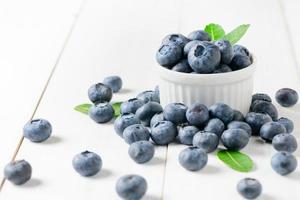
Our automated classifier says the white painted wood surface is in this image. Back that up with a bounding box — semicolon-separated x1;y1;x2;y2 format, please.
1;0;300;199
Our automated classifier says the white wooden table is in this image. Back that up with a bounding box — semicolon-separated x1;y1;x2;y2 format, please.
1;0;300;199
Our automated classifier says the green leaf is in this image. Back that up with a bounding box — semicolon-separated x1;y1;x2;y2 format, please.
74;103;92;114
217;150;253;172
112;102;122;118
223;24;250;44
204;23;225;41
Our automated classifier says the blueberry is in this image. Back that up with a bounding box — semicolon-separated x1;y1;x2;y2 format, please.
193;131;219;153
150;121;177;145
156;43;182;67
214;40;233;64
123;124;150;144
221;129;249;150
275;88;299;107
72;151;102;177
213;64;232;73
163;103;187;125
232;110;245;121
172;59;193;73
88;83;113;104
209;103;234;125
137;90;160;104
178;147;208;171
178;125;199;145
204;118;225;138
150;112;164;128
162;34;190;48
227;121;252;137
114;113;140;137
277;117;294;133
4;160;32;185
88;103;114;123
233;45;251;57
272;133;297;153
188;42;221;73
187;30;211;41
260;122;286;142
186;102;210;127
183;40;202;56
103;75;122;93
271;151;297;175
23;118;52;142
116;174;147;200
128;141;155;164
230;54;252;71
251;101;278;121
120;98;144;114
237;178;262;199
251;93;272;104
136;102;163;126
245;112;272;135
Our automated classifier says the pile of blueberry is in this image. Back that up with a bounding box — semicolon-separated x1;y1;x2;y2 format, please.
156;30;253;74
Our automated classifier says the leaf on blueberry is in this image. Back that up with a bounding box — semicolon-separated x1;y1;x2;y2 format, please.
204;23;225;41
222;24;250;44
74;103;92;114
217;150;253;172
112;101;122;118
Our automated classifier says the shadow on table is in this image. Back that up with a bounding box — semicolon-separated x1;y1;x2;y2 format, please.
22;178;42;188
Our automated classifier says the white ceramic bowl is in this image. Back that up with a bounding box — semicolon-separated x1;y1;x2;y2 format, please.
156;62;256;114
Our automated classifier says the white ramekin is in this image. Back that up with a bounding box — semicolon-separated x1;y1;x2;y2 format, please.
156;62;256;115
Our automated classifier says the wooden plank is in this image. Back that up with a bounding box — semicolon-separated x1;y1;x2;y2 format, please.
1;0;180;199
163;0;300;199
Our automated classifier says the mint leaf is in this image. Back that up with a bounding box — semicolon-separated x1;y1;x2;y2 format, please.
112;102;122;117
204;23;225;41
74;103;92;114
217;150;253;172
223;24;250;44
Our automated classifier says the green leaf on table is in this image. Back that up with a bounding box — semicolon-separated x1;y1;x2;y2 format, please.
112;101;122;118
74;103;92;114
222;24;250;44
217;150;253;172
204;23;225;41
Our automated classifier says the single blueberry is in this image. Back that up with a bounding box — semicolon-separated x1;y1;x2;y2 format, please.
88;83;112;104
188;42;221;73
221;129;249;151
137;90;160;104
277;117;294;133
123;124;150;144
4;160;32;185
172;59;193;73
209;103;234;125
251;93;272;104
245;112;272;135
72;151;102;177
187;30;211;41
213;64;232;73
23;118;52;142
227;121;252;137
177;125;199;145
237;178;262;199
120;98;144;114
114;113;140;137
204;118;225;138
162;34;190;48
150;121;177;145
232;110;245;121
214;40;233;64
193;131;219;153
233;45;251;57
260;122;286;142
230;54;252;71
272;133;297;153
136;102;163;126
116;174;147;200
186;102;210;128
150;112;164;128
103;75;122;93
128;141;155;164
271;151;297;176
275;88;299;107
183;40;202;56
251;101;278;121
163;103;187;125
88;103;114;123
156;43;182;68
178;147;208;171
